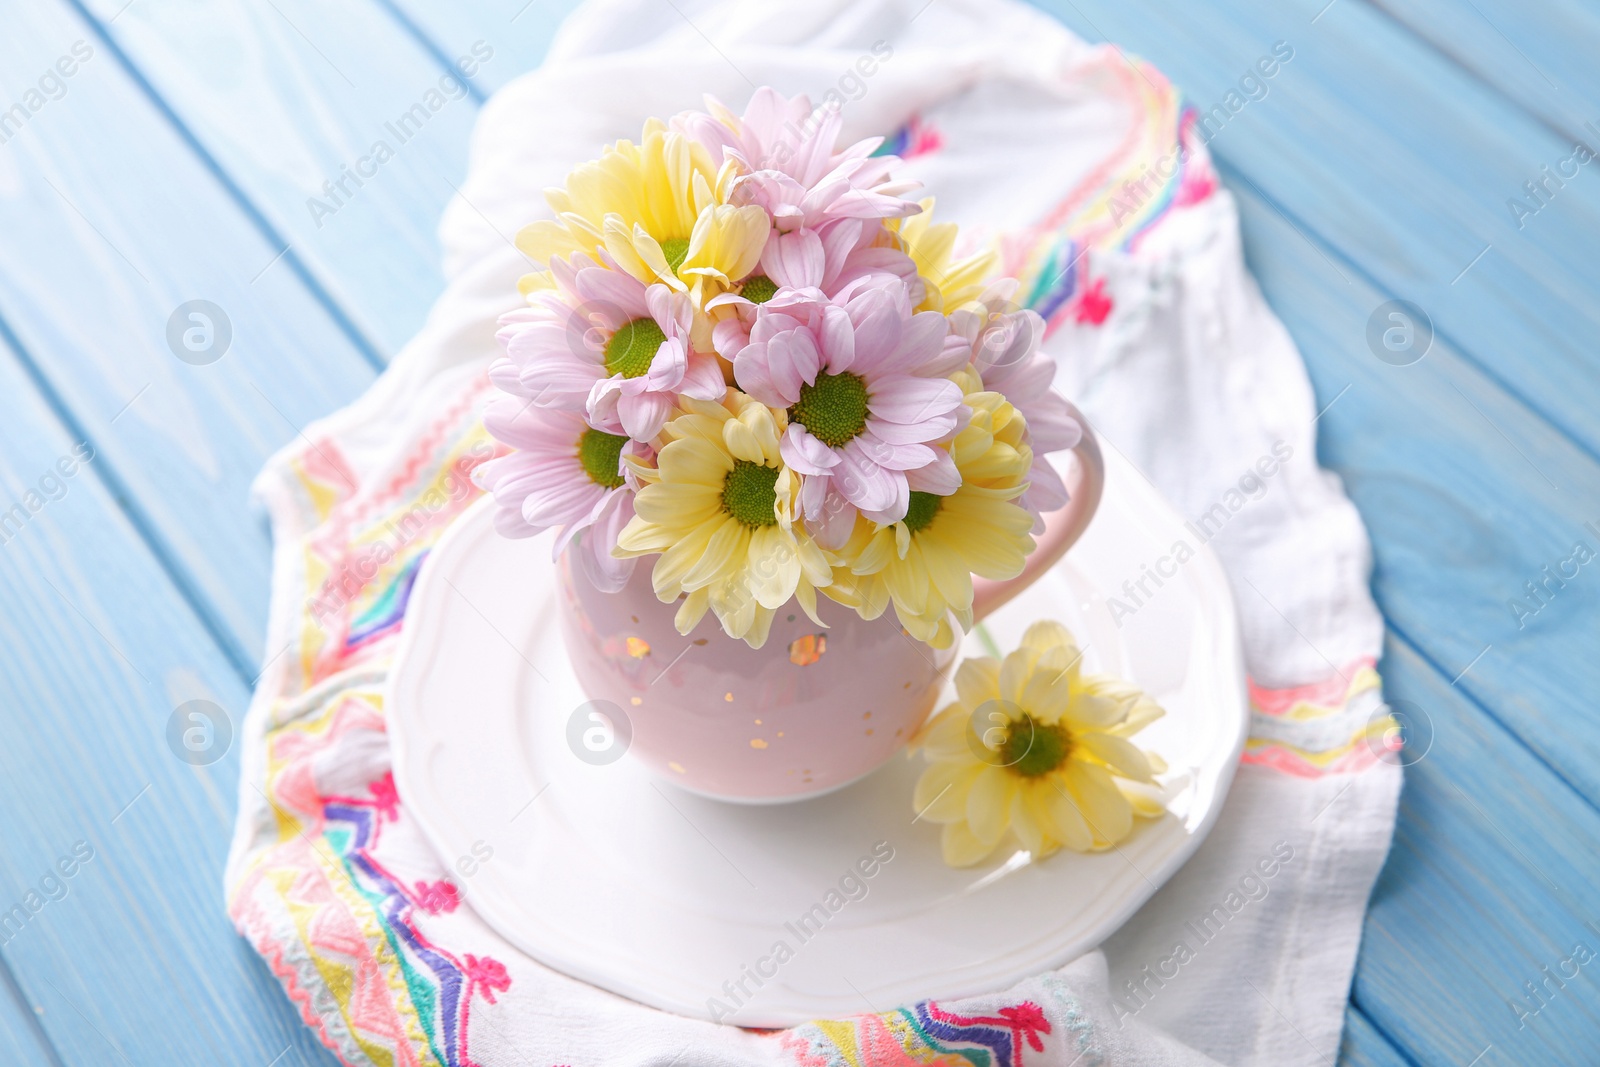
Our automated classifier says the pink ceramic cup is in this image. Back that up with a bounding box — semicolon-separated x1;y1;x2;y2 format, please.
556;406;1105;803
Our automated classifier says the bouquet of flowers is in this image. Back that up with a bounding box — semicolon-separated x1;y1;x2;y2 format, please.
477;88;1083;650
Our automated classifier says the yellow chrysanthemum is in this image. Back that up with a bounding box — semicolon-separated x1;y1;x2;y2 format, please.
889;197;998;314
516;121;767;329
822;388;1035;648
614;391;831;648
912;621;1167;867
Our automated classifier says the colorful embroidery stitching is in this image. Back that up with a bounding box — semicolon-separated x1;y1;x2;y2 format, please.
1242;658;1395;777
875;114;945;160
781;998;1053;1066
232;375;508;1066
997;50;1218;333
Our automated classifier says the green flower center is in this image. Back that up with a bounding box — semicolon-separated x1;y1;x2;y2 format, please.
902;491;943;533
604;318;667;378
739;274;779;304
577;428;628;489
998;714;1072;777
661;238;691;272
721;460;780;528
788;371;869;448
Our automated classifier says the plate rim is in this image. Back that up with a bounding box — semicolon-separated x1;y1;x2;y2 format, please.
387;449;1249;1024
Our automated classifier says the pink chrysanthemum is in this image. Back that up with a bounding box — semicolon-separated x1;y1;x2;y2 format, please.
732;279;967;539
490;253;724;441
707;221;922;362
475;400;640;592
678;88;922;233
954;288;1083;525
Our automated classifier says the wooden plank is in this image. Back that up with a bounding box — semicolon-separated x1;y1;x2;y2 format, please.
377;0;582;95
1026;0;1600;463
1220;170;1600;806
1354;638;1600;1066
71;0;489;357
0;963;60;1067
0;0;376;666
381;0;1600;468
1340;1005;1416;1067
12;2;1587;1062
0;334;337;1064
1210;177;1600;1062
1368;0;1600;142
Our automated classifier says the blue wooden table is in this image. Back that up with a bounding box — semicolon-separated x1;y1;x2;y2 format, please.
0;0;1594;1063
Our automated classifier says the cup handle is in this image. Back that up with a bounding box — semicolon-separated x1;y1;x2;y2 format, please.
971;401;1105;624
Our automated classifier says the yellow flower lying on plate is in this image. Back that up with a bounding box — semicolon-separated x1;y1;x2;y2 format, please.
912;620;1167;867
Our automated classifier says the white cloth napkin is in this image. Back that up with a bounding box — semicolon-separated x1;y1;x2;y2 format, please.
229;1;1400;1063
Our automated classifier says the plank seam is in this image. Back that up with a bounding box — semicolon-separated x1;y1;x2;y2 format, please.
1214;159;1600;1059
56;0;392;374
1358;0;1587;148
1209;155;1600;472
365;0;491;105
0;311;258;683
1348;997;1427;1067
1385;617;1600;827
0;952;66;1067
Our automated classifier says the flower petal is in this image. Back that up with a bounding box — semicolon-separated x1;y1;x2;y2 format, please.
747;526;801;608
780;424;840;475
998;647;1040;706
912;760;979;823
808;486;857;550
818;305;857;373
674;587;711;634
1020;620;1074;655
617;390;676;441
761;226;825;290
941;821;999;868
905;449;960;495
1019;663;1073;722
1038;779;1094;852
679;352;729;401
835;441;902;513
768;328;821;397
1078;731;1155;782
844;289;902;365
656;436;730;487
920;529;974;612
681;517;749;591
1064;688;1133;731
1118;779;1168;818
954;657;1001;710
877;309;950;376
965;765;1016;846
1010;786;1046;855
919;706;973;762
1064;761;1134;846
864;412;959;445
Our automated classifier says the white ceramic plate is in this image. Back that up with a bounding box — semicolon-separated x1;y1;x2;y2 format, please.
387;446;1247;1026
